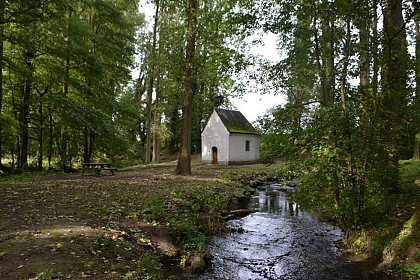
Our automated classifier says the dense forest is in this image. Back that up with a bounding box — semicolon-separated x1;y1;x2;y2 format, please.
2;0;418;174
0;0;248;175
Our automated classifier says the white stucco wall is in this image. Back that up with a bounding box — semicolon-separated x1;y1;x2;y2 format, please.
228;134;260;163
201;111;230;164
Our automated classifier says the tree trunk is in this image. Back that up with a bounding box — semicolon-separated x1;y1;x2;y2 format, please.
19;51;34;170
359;16;370;109
413;1;420;160
372;0;379;100
152;77;161;162
59;56;70;172
413;133;420;160
288;90;303;147
0;1;4;168
83;127;95;163
320;0;335;107
175;0;197;176
145;0;160;163
152;3;163;163
38;99;44;170
339;16;351;111
48;110;53;170
415;1;420;98
381;0;408;188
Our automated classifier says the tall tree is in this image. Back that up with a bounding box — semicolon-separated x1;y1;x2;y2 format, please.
381;0;409;188
412;1;420;160
145;0;160;163
319;0;335;107
0;0;4;168
175;0;198;175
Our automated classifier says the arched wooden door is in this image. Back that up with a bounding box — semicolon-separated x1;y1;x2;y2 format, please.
212;146;218;164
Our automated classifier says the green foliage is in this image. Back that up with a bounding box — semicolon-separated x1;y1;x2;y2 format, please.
169;218;207;250
289;105;398;231
31;268;63;280
223;164;290;188
173;188;228;214
390;262;420;279
167;187;230;249
259;133;295;163
307;159;420;276
399;160;420;189
141;194;168;223
0;0;144;170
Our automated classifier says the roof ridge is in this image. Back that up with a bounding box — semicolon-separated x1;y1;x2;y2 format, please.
215;108;260;135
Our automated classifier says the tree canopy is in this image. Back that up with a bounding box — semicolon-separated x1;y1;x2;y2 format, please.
0;0;418;191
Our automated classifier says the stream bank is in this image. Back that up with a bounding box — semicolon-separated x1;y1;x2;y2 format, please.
168;184;392;279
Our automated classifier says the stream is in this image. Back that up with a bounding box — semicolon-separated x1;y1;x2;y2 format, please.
193;185;387;280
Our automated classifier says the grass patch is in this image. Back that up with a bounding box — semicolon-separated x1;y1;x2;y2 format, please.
29;268;63;280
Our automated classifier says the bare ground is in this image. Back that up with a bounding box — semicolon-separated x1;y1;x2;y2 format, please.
0;163;242;280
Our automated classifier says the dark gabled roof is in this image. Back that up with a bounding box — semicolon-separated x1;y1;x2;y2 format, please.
215;108;261;135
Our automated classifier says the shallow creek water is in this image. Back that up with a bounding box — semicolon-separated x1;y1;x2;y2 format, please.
194;186;383;280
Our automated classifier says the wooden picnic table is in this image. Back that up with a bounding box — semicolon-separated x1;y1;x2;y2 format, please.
82;162;117;176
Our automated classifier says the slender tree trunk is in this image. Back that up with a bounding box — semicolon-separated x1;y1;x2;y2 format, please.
372;0;379;101
152;4;164;163
36;87;48;170
175;0;197;175
38;99;43;170
320;0;335;107
19;51;34;170
83;127;88;163
58;11;73;172
415;1;420;98
359;22;370;109
83;127;95;163
59;56;70;172
152;77;161;162
340;16;351;111
413;1;420;160
48;110;53;170
11;84;20;169
145;0;160;163
289;90;303;146
413;133;420;160
313;14;324;103
0;1;4;168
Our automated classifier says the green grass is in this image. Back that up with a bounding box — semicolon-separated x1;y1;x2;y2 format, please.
29;268;63;280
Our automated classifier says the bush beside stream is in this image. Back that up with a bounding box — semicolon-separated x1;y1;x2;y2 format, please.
227;161;419;279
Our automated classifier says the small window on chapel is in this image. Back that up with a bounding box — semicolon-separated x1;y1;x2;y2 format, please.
245;140;250;151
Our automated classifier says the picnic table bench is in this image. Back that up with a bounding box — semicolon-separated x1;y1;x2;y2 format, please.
82;163;117;176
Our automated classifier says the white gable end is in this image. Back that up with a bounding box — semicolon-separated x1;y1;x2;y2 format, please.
201;111;230;164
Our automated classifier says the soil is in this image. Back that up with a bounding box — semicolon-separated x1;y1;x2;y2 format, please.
0;163;234;280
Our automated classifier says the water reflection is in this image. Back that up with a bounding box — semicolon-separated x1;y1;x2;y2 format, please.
196;187;370;280
251;190;299;216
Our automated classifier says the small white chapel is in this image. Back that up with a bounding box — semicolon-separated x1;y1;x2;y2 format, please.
201;108;261;165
